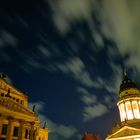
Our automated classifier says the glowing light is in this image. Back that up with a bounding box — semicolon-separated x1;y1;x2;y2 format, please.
132;101;140;119
125;101;134;120
119;103;127;122
118;99;140;122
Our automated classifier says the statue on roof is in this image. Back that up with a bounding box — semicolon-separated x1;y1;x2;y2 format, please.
0;73;6;79
43;121;47;129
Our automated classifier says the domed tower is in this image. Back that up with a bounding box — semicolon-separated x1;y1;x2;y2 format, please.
117;73;140;123
106;73;140;140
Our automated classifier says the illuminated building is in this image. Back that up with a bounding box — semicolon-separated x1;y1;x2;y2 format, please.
0;73;48;140
106;73;140;140
81;133;101;140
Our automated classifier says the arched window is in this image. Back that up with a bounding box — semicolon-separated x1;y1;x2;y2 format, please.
120;103;127;121
125;101;133;120
132;101;140;119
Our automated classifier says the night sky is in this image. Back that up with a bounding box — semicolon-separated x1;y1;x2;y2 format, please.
1;0;140;140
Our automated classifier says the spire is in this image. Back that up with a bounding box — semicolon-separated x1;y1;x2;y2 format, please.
119;71;138;93
123;69;127;77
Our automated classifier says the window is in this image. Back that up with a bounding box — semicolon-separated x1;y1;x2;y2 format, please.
16;99;19;102
125;101;134;120
25;129;28;138
1;124;8;135
13;127;19;137
132;101;140;119
120;103;127;121
1;93;4;97
21;100;24;105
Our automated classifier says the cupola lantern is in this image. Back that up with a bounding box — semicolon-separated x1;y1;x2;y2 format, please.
117;74;140;122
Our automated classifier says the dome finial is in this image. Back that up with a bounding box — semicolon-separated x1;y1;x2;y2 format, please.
123;68;127;77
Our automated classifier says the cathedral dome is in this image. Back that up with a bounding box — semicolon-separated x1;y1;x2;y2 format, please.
117;73;140;122
119;74;140;99
120;75;138;92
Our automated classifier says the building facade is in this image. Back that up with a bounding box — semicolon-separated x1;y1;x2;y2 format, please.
0;73;48;140
106;73;140;140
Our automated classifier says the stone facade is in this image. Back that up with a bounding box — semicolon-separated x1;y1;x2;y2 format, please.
0;74;48;140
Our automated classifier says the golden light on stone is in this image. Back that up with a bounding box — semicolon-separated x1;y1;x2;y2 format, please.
106;74;140;140
0;73;48;140
117;97;140;122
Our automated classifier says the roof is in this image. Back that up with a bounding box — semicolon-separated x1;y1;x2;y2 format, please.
120;75;138;92
0;74;28;98
81;133;101;140
106;125;140;140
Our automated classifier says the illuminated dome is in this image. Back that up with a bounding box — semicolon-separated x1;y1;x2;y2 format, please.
120;75;138;92
117;74;140;122
106;72;140;140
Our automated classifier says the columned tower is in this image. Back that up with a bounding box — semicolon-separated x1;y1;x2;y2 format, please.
118;74;140;123
106;74;140;140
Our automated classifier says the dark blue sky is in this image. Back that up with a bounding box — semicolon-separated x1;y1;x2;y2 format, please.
0;0;140;140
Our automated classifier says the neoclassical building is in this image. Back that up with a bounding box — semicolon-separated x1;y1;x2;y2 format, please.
106;73;140;140
0;73;48;140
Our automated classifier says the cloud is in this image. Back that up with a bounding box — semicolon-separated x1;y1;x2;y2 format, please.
55;57;122;96
20;52;44;73
48;0;97;34
96;0;140;75
56;57;102;88
38;45;52;58
77;87;97;105
99;0;140;54
49;0;140;76
29;101;45;113
0;30;18;48
95;63;122;95
92;31;104;49
78;87;108;121
0;30;18;62
20;46;62;73
83;103;108;121
29;101;77;140
106;63;122;94
38;115;77;140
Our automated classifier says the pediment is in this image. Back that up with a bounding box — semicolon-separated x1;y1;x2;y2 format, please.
107;126;140;140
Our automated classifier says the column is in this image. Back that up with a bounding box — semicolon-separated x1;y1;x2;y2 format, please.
0;123;2;138
123;102;128;120
18;120;25;140
30;122;35;140
0;114;3;138
6;116;14;140
130;100;135;119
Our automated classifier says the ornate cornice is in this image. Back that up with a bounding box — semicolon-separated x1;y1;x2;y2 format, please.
0;97;34;116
